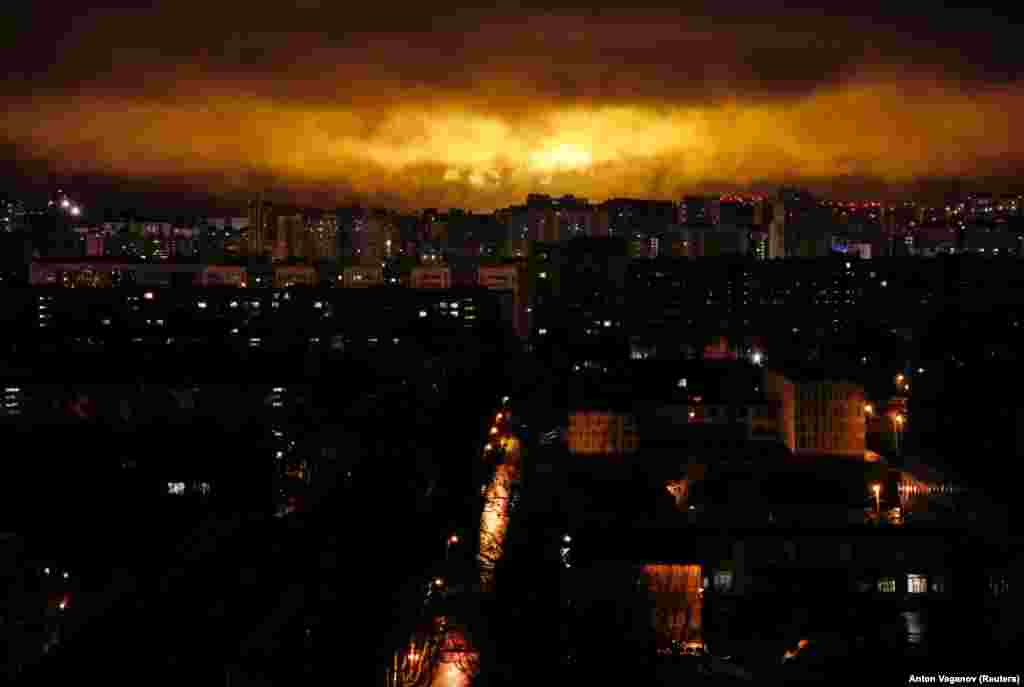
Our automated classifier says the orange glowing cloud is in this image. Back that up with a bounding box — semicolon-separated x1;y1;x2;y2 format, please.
5;75;1020;210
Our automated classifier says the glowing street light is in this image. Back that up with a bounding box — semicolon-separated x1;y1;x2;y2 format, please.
871;483;882;515
60;199;70;209
70;205;81;216
489;426;498;435
864;403;874;416
496;413;503;421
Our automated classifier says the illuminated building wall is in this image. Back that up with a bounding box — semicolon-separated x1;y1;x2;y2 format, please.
272;265;318;288
768;201;786;259
274;213;305;261
567;411;639;455
247;199;275;257
794;381;866;457
200;265;247;287
641;563;703;650
478;263;530;339
343;265;384;288
412;266;452;289
763;369;796;451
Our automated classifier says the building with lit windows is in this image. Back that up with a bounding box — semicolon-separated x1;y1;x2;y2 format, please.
567;410;639;455
411;266;452;289
478;262;530;340
199;265;247;287
786;378;867;458
679;196;720;227
342;265;384;288
272;265;318;288
246;198;275;257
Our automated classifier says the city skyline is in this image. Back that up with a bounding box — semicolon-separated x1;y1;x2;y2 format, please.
1;3;1023;212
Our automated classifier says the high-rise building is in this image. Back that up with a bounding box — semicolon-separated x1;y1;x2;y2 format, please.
478;263;530;339
247;198;275;257
274;213;305;261
305;211;338;261
679;196;720;227
793;380;866;457
344;209;395;265
768;203;786;259
600;199;676;238
773;188;828;258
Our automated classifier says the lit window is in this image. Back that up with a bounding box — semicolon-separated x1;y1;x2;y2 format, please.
167;482;186;496
539;272;548;279
678;378;687;388
143;291;154;300
197;301;207;309
713;570;733;593
539;328;548;335
877;577;896;593
419;310;427;318
908;574;928;594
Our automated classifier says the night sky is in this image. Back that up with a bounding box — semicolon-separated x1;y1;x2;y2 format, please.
2;2;1022;211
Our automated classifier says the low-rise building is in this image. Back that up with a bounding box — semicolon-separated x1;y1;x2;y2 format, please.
342;265;384;288
411;266;452;289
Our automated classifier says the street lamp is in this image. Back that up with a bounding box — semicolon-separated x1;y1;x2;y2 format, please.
894;413;904;453
446;534;459;561
871;483;882;516
864;403;874;416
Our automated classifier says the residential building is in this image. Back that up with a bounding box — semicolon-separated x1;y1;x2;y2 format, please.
478;262;530;340
411;266;452;289
567;410;639;455
273;265;318;288
342;265;384;288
